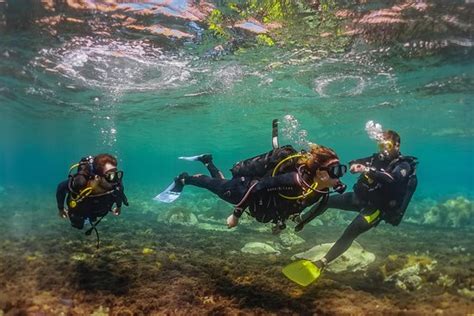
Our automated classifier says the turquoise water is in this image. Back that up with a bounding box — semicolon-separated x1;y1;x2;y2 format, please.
1;36;473;203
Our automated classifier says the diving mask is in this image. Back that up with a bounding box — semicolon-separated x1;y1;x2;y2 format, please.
322;163;347;194
104;170;123;183
378;140;394;152
322;163;347;179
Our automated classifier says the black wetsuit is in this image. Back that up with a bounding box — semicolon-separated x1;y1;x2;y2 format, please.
56;176;128;229
308;153;414;264
183;160;325;224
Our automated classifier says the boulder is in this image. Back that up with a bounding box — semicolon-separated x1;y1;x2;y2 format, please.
241;242;280;255
279;231;305;248
292;241;375;273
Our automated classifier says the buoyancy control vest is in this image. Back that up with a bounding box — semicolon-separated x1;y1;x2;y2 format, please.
384;155;418;226
230;145;298;178
66;156;119;209
355;154;418;225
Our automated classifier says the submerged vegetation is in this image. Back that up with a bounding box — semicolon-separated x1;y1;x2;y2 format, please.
0;193;473;314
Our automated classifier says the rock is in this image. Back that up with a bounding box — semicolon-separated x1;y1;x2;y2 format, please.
279;231;305;248
292;241;375;273
241;242;280;255
168;211;198;226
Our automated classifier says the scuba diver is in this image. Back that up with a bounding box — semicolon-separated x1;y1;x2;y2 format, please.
155;120;347;233
56;153;128;246
283;121;418;286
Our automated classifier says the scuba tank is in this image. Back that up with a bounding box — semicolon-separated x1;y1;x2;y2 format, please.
230;145;298;178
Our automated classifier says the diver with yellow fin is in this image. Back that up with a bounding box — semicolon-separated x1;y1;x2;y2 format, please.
155;119;347;233
283;122;418;286
56;154;128;247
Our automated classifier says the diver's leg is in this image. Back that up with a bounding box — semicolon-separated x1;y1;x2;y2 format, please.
200;155;225;180
297;192;363;227
183;174;246;204
317;208;381;267
178;154;225;179
326;192;366;212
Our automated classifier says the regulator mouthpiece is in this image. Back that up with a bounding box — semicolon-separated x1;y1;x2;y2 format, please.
365;120;384;142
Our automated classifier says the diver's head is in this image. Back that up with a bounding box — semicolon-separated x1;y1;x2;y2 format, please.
299;144;347;190
365;121;401;161
378;130;400;160
93;154;123;183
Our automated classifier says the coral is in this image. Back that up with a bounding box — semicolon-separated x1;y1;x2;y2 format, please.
292;241;375;273
458;288;474;300
380;254;437;292
436;274;455;288
406;196;473;228
404;198;437;224
423;197;473;228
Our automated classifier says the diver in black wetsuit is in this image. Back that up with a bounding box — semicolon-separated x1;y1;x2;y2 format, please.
162;144;347;232
56;154;128;230
295;129;418;271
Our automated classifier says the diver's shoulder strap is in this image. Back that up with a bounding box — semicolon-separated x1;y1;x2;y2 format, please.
388;155;418;174
404;156;418;175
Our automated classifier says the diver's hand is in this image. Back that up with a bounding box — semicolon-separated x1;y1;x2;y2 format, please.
227;214;239;228
112;207;121;216
58;208;68;219
350;164;366;174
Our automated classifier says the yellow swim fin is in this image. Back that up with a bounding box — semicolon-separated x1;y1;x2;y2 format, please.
282;260;321;287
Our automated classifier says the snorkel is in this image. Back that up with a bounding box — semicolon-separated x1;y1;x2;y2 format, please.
365;120;394;160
